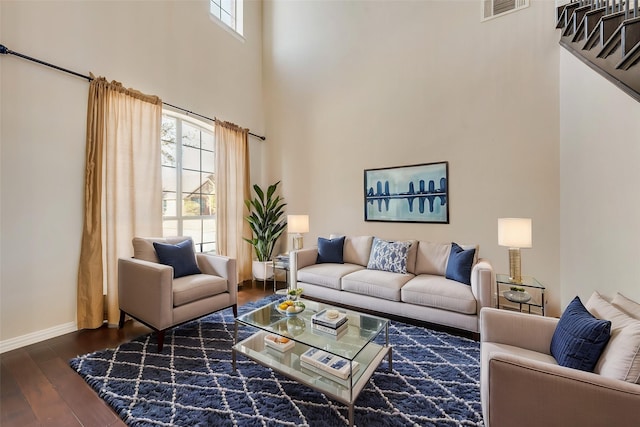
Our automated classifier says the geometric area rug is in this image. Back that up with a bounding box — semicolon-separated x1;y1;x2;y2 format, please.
69;295;483;426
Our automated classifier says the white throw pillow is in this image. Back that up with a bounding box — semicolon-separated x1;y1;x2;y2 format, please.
612;292;640;320
586;291;640;383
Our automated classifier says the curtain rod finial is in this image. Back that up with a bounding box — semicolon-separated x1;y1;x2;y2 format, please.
0;44;9;55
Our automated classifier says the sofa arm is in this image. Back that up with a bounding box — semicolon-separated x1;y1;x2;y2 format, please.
290;247;318;289
118;257;174;330
196;253;237;300
486;352;640;427
480;307;558;354
470;258;494;311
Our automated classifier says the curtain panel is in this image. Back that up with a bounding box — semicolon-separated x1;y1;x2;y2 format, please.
77;77;163;329
215;119;252;285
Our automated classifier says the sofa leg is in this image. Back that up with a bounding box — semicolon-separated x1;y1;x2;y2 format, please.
157;330;165;352
232;304;238;317
118;310;126;329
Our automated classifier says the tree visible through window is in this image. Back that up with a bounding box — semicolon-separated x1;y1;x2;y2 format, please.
161;113;216;253
210;0;244;37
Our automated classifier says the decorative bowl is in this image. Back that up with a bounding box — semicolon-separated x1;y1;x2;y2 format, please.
275;300;305;316
503;290;532;303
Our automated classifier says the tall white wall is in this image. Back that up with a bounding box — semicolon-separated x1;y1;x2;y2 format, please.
560;50;640;307
0;0;264;346
263;1;561;314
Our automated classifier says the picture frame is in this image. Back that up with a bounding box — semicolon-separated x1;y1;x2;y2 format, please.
364;161;449;223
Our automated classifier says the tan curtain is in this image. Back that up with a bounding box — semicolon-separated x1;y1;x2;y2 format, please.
77;76;163;329
215;119;252;285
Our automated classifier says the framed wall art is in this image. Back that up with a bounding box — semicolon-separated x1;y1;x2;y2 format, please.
364;161;449;223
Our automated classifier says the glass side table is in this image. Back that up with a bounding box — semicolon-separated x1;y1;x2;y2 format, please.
273;257;290;294
496;274;545;316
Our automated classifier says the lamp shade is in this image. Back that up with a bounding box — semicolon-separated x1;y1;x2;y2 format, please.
498;218;532;248
287;215;309;233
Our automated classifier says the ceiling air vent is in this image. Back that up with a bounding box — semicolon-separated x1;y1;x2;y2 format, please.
482;0;529;21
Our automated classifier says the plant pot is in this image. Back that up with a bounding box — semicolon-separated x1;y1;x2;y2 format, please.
252;260;274;281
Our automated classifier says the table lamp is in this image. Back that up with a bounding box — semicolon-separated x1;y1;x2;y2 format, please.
287;215;309;251
498;218;532;284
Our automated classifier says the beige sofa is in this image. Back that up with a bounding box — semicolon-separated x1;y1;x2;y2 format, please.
480;307;640;427
290;235;494;334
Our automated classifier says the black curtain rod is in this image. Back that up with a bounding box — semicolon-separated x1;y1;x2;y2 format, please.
0;44;266;141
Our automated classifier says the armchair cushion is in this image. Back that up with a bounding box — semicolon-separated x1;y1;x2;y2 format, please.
172;274;228;307
586;292;640;383
153;240;201;278
550;296;611;372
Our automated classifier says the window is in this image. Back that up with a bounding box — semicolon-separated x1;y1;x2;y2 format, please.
210;0;244;37
161;112;216;253
481;0;529;21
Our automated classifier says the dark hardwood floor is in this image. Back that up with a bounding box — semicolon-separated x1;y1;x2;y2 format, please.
0;282;273;427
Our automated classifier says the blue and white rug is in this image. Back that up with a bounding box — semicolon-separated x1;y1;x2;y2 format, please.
70;296;483;426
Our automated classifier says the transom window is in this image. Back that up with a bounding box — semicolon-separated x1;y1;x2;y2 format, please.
161;112;216;253
210;0;244;37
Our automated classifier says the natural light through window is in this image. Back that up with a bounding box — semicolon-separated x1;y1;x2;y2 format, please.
161;112;216;253
210;0;244;36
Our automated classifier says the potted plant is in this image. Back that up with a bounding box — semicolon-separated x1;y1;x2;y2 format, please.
244;181;287;280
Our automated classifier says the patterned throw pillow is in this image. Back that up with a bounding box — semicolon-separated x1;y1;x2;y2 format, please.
366;237;411;274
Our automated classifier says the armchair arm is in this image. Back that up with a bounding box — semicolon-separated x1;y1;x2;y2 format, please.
118;257;173;330
486;351;640;427
470;258;494;311
480;307;558;354
196;253;237;301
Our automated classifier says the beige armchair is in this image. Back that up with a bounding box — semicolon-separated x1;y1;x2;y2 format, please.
480;307;640;427
118;237;237;351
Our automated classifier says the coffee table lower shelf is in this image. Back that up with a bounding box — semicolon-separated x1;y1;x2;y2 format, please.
232;331;391;426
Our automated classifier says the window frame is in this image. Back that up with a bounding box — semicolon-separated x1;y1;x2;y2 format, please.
161;111;217;254
209;0;244;39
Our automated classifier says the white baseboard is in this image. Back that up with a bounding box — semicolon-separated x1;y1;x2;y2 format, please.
0;321;78;354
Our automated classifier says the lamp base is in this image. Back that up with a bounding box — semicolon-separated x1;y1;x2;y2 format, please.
293;235;303;251
508;248;522;284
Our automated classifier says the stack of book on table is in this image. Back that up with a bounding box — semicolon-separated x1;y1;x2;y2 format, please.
300;347;360;385
274;254;290;269
311;309;348;337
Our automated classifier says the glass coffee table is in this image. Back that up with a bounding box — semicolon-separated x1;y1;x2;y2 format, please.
232;298;392;427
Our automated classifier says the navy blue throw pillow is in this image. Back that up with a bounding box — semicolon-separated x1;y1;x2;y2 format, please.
550;296;611;372
153;240;201;278
445;242;476;285
316;236;345;264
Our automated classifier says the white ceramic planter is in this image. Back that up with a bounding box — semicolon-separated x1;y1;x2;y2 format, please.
252;260;274;280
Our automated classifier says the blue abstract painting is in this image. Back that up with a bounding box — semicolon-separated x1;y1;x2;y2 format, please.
364;162;449;223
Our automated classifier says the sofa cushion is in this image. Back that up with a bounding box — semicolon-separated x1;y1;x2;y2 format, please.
550;296;611;372
342;235;374;266
401;275;477;314
341;269;413;301
297;263;364;290
172;274;228;307
586;291;640;383
612;292;640;319
445;242;476;285
153;239;202;278
415;241;451;276
316;236;345;264
405;240;418;275
367;237;411;274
